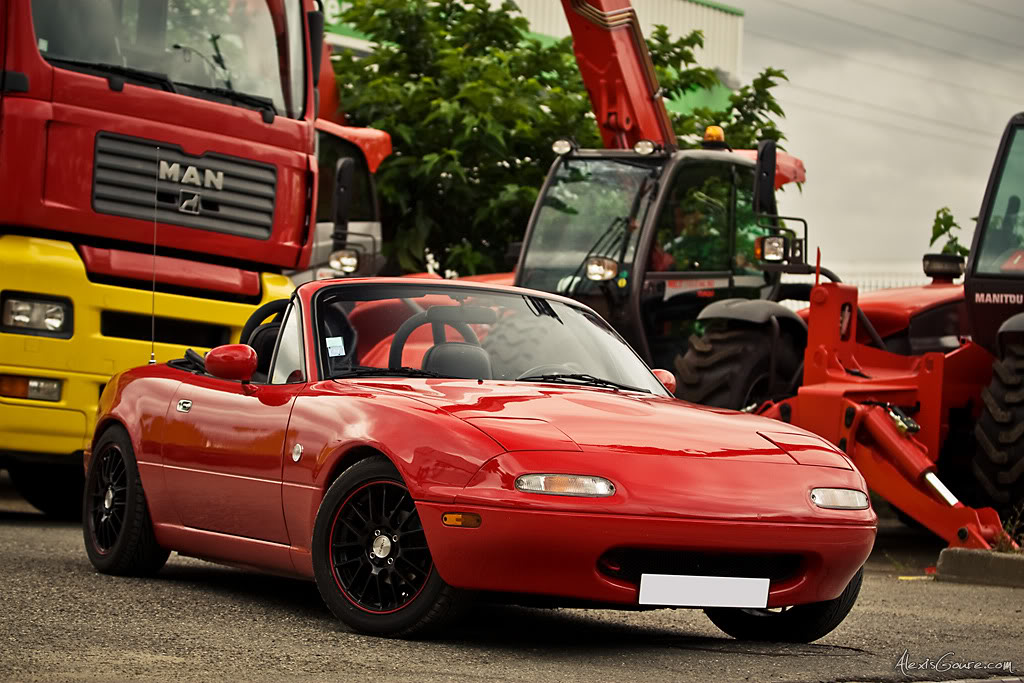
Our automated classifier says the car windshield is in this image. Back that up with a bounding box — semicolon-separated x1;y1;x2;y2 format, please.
518;157;661;295
976;126;1024;276
30;0;306;118
313;282;668;395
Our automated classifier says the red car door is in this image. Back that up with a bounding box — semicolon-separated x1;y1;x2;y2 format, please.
162;378;300;544
162;300;310;545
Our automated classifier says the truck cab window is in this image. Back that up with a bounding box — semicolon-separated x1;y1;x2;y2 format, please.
30;0;306;119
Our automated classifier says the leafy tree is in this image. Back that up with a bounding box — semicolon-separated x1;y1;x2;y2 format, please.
332;0;790;274
929;206;971;257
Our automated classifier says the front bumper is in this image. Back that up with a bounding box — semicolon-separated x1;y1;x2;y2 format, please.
418;501;875;608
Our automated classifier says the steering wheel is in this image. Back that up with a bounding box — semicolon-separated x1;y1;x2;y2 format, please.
515;363;575;380
240;299;289;346
388;310;480;370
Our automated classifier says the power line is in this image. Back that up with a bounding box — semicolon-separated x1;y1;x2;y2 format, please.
776;95;996;151
746;29;1022;104
762;0;1024;79
848;0;1024;54
782;81;991;141
963;0;1024;23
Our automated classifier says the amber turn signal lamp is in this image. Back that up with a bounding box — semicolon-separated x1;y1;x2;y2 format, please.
442;512;482;528
0;374;29;398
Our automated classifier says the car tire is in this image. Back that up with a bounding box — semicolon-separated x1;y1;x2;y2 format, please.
972;344;1024;518
82;426;169;576
8;461;84;520
312;456;466;638
704;567;863;643
675;327;800;408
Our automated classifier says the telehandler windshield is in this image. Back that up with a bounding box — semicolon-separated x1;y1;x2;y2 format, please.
976;126;1024;276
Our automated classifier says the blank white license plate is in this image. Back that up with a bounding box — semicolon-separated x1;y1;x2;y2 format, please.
638;574;769;608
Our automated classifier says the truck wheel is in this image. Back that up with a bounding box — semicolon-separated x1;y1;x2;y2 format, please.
482;312;577;380
82;426;170;576
7;461;84;520
704;567;863;643
972;344;1024;516
312;456;467;638
675;327;800;409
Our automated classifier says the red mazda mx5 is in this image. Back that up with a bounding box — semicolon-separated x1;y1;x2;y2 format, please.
83;278;876;640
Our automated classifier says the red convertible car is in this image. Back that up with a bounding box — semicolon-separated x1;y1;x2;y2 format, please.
83;278;876;640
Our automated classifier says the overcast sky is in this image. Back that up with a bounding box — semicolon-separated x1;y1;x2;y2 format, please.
725;0;1023;271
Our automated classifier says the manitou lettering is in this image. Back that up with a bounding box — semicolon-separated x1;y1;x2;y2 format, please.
974;292;1024;304
159;160;225;190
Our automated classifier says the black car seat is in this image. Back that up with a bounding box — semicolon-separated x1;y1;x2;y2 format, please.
421;342;493;380
240;299;290;383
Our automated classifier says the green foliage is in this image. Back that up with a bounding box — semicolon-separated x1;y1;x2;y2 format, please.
333;0;790;274
929;207;971;257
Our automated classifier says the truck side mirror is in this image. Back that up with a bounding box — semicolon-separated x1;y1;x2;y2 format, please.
331;157;355;249
753;139;778;216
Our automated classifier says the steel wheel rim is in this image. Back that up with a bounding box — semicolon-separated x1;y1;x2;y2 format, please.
328;479;433;614
87;443;128;554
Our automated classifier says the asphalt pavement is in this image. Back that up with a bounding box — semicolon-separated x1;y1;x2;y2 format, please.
0;472;1021;683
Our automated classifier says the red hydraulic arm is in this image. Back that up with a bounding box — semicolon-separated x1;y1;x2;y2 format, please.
561;0;677;150
758;283;1015;550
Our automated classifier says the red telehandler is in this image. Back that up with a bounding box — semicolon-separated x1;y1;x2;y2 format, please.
483;0;809;382
682;120;1024;550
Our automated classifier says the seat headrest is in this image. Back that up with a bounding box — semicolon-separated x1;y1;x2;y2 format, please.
248;322;281;377
421;342;492;380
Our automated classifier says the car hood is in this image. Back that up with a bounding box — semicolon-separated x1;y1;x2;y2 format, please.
349;379;849;467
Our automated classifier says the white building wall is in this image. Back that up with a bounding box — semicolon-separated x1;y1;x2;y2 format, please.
510;0;743;81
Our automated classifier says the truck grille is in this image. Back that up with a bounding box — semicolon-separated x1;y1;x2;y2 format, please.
92;132;276;240
101;311;230;348
597;548;803;587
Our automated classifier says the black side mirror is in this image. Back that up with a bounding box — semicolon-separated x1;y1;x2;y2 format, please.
331;157;355;249
753;139;778;216
307;8;325;85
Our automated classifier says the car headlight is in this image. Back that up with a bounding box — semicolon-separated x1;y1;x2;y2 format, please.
809;488;869;510
515;474;615;497
1;295;72;335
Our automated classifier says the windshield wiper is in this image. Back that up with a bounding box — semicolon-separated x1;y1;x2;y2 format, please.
517;373;650;393
45;57;177;93
174;82;277;118
333;366;450;379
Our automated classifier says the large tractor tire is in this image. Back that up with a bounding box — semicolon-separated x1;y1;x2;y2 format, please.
972;344;1024;518
482;313;580;380
674;327;800;409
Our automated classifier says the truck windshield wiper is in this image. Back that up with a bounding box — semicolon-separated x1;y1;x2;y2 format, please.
46;57;177;93
516;372;650;393
174;82;277;116
333;366;450;379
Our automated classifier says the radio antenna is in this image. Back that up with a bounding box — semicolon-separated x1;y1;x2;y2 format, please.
149;147;160;364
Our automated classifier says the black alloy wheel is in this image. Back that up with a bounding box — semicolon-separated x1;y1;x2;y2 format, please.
312;457;466;637
87;441;128;553
328;479;432;613
82;426;169;576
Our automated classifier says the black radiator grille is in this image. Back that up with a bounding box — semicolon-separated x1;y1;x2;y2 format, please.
101;311;230;348
92;133;276;240
598;548;803;586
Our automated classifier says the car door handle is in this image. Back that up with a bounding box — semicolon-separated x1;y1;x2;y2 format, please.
176;399;193;413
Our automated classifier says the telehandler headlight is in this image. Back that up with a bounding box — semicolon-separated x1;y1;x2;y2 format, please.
585;257;618;281
552;138;575;155
754;236;788;263
328;249;360;274
633;139;658;155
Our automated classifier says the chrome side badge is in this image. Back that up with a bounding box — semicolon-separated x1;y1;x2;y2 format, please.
176;399;192;413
